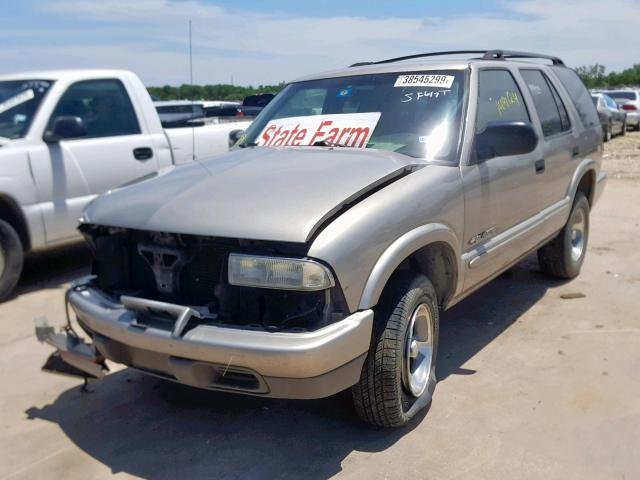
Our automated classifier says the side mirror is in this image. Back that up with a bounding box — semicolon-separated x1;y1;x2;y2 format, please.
228;129;245;148
43;116;87;143
474;121;538;162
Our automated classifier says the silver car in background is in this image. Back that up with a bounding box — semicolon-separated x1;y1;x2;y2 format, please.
591;92;627;141
601;89;640;130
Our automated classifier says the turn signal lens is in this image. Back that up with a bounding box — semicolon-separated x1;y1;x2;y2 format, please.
228;254;334;291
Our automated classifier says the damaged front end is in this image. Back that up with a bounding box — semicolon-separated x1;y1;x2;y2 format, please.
35;224;370;398
35;308;108;381
80;224;348;333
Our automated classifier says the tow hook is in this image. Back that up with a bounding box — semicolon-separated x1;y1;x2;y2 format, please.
34;316;109;389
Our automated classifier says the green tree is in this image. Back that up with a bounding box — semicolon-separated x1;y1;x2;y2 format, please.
575;63;640;89
147;83;286;101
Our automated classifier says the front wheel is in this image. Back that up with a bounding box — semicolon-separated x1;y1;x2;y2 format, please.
620;120;627;136
352;274;439;427
538;192;590;279
0;219;23;301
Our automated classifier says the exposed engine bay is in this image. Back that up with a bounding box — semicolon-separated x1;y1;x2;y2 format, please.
79;225;348;333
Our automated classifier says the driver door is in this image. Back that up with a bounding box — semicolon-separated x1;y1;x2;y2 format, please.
460;68;543;291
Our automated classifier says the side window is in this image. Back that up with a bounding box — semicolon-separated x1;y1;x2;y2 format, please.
605;96;618;109
547;76;571;131
521;69;569;137
551;67;600;128
476;70;529;133
48;79;141;139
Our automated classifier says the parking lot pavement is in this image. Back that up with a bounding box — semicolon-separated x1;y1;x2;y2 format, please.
1;180;639;480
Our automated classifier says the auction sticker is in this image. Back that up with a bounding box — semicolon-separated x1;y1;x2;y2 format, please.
394;74;454;89
257;112;381;148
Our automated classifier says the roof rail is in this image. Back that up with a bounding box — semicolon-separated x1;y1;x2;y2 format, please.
349;49;565;67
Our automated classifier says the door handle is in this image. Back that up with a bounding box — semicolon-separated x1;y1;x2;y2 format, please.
535;159;545;174
133;147;153;160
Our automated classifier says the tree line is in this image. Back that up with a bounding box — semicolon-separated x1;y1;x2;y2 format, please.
575;63;640;89
147;82;287;101
147;63;640;100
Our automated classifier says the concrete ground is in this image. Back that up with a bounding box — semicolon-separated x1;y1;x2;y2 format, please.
1;136;639;479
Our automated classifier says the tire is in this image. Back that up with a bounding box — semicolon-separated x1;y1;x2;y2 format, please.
620;120;626;136
634;123;640;132
538;192;589;279
0;219;23;301
352;273;439;428
603;122;612;142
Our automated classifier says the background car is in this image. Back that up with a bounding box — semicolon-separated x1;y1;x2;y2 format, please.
154;100;205;125
237;93;276;117
591;92;627;141
601;89;640;131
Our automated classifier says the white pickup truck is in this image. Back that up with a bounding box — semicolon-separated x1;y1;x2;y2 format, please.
0;69;250;300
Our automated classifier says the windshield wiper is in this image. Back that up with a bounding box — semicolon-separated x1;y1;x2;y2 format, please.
238;142;259;148
312;140;350;148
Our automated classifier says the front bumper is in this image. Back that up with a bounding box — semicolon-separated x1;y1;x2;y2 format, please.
67;281;373;399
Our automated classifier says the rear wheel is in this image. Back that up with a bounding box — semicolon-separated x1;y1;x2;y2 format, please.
620;119;627;136
0;219;23;301
603;122;612;142
352;274;439;427
538;192;589;279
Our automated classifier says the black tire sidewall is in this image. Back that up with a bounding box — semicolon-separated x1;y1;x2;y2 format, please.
376;274;439;424
0;220;23;301
398;287;439;418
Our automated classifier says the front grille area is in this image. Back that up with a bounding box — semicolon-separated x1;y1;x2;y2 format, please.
82;225;346;332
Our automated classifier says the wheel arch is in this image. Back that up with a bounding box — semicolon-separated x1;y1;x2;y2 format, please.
0;194;31;251
567;159;598;208
358;224;462;311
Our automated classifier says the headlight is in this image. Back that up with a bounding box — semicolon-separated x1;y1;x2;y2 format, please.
228;254;334;291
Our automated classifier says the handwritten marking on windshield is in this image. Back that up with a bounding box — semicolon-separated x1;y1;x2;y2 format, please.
401;89;452;103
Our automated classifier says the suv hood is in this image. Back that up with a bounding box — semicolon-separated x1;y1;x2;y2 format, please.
83;147;421;243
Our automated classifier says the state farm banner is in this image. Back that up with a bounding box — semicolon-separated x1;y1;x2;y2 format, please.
257;112;381;149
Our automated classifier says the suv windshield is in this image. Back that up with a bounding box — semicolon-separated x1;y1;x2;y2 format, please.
239;70;466;161
0;80;53;139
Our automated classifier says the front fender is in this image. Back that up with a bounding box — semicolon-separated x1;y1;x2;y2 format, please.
358;223;463;310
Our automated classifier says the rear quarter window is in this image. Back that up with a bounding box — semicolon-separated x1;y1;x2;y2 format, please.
550;67;600;129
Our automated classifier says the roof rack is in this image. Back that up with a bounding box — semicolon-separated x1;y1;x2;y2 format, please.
349;49;565;67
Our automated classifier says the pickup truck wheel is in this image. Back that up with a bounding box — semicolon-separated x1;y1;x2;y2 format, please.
0;220;23;301
538;192;589;279
352;274;439;428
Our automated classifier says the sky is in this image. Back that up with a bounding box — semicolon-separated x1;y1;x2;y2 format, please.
1;0;638;87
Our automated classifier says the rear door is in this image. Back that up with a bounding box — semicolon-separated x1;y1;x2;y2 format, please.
29;78;160;244
460;68;542;290
519;68;574;210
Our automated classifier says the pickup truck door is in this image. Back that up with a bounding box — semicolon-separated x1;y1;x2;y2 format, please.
29;78;160;244
460;68;543;291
